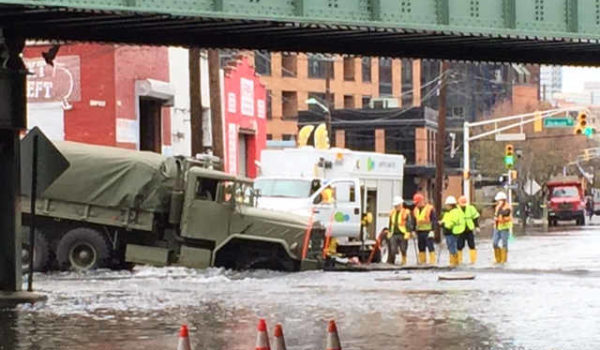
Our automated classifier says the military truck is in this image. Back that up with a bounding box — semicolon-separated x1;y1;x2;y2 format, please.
21;142;324;272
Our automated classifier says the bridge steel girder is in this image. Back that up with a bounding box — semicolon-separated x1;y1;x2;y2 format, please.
3;0;600;64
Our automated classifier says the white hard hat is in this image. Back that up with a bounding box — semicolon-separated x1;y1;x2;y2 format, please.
495;191;507;201
392;196;404;206
445;196;457;205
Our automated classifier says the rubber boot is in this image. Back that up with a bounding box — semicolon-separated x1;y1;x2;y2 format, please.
457;250;463;265
418;252;426;265
401;254;407;266
500;248;508;263
429;251;437;265
469;249;477;264
449;254;457;267
494;248;502;264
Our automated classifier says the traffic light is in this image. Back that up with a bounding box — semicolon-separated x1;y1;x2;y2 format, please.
504;144;515;169
584;126;596;138
574;111;588;135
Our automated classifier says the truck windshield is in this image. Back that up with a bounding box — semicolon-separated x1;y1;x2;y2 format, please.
255;179;312;198
552;186;579;198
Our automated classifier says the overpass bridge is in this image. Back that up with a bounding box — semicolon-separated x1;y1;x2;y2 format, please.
2;0;600;65
3;0;600;294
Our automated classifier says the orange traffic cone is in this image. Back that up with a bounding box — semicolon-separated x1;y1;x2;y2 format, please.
273;324;286;350
255;319;271;350
325;320;342;350
177;325;192;350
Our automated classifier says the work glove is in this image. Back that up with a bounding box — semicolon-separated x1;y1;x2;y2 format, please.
403;232;411;240
428;231;435;239
384;229;392;239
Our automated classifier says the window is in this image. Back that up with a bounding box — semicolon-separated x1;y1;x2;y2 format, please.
362;57;372;83
195;178;219;201
379;57;393;96
267;134;273;140
385;127;416;163
362;95;371;108
345;129;375;151
255;178;313;198
333;181;356;203
344;95;355;109
343;57;355;81
266;90;272;120
401;59;413;107
308;54;334;79
254;50;271;76
282;53;297;77
421;60;440;109
282;91;298;119
452;106;464;117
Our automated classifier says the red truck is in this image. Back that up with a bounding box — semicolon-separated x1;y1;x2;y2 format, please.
546;176;586;226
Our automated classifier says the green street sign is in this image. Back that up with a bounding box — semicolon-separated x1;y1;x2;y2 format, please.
544;117;574;128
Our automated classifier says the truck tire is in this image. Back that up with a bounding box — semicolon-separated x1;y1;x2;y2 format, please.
21;228;51;273
380;237;397;264
56;228;111;271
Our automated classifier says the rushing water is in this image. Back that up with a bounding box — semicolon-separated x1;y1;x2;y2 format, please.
2;224;600;350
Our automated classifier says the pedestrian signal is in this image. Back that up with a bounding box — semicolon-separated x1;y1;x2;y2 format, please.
504;144;515;169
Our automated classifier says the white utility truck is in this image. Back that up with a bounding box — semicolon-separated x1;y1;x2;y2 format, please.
255;147;405;261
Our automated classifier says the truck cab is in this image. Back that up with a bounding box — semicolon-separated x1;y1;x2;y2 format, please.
546;176;586;226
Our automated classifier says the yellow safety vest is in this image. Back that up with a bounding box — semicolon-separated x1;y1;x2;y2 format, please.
389;208;410;235
461;204;480;231
413;204;433;231
322;188;334;203
495;202;513;231
442;207;466;235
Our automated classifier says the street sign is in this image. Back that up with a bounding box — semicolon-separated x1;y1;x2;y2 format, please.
524;179;541;196
495;133;526;141
544;117;574;128
20;127;70;196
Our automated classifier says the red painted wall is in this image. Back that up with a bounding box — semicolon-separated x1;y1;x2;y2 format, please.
24;44;171;150
223;56;268;178
24;43;117;146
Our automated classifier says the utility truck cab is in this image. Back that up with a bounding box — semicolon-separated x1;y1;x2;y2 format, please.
255;147;405;260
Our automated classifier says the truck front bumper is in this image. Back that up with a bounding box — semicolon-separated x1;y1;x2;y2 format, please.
548;210;585;221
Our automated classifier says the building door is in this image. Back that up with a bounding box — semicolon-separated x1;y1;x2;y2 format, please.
238;134;247;177
139;97;163;152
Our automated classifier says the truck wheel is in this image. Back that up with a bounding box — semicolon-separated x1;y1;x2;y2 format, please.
57;228;111;271
380;238;397;264
21;228;51;273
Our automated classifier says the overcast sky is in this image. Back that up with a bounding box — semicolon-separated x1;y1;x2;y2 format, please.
562;66;600;93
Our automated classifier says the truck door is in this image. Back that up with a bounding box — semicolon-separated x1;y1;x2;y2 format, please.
312;179;361;239
181;176;232;242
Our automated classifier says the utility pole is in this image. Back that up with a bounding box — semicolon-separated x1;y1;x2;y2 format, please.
435;61;449;242
324;57;333;140
208;49;224;162
189;48;203;156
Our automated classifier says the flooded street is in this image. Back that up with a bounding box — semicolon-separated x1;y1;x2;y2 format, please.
2;224;600;350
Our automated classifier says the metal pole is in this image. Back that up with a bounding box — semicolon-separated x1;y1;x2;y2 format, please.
507;170;512;209
463;121;470;199
27;135;38;292
325;58;333;140
434;61;449;243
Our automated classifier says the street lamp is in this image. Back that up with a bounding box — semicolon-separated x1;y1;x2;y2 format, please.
306;97;332;140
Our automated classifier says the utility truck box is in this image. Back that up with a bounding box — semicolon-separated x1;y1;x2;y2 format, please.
255;147;404;260
20;142;324;272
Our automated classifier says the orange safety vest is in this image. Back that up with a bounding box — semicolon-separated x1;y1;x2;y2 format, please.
413;204;433;231
495;202;512;230
390;208;410;234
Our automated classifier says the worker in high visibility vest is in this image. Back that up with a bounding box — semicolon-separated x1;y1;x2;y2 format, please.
493;191;512;264
412;193;437;265
384;196;413;265
439;196;466;267
321;185;335;204
457;195;480;265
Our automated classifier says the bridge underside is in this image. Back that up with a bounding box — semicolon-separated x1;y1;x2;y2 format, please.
2;4;600;66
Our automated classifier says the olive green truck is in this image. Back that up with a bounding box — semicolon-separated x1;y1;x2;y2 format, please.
21;142;324;272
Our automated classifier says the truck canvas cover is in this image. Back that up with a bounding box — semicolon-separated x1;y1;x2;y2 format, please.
40;142;176;212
